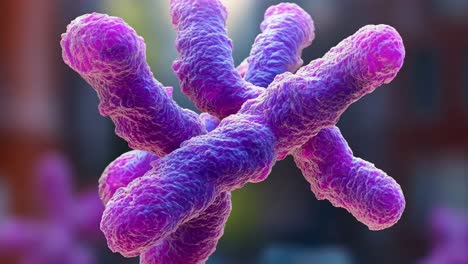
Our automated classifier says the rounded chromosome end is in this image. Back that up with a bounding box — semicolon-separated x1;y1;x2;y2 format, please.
246;3;315;87
99;150;159;205
340;160;405;230
170;0;263;118
263;3;314;42
99;149;231;263
242;26;405;158
140;192;232;264
101;166;218;257
293;128;405;230
62;13;207;157
298;24;405;96
61;13;145;78
351;25;405;88
101;116;276;256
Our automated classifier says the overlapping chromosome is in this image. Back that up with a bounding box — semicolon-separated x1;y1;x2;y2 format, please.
61;0;406;263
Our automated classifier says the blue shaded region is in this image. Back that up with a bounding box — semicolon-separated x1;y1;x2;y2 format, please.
259;245;353;264
409;49;441;119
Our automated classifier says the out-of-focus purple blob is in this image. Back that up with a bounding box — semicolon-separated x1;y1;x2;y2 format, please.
0;220;42;254
61;13;206;156
419;207;468;264
0;153;104;264
72;189;107;239
35;152;73;219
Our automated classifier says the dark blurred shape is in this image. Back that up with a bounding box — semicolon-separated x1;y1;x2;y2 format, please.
259;245;353;264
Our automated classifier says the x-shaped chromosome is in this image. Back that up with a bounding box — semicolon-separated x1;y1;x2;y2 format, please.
0;153;104;264
61;1;406;263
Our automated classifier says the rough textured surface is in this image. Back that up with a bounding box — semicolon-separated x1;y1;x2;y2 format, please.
100;23;404;256
101;117;276;256
242;19;404;230
242;65;405;230
293;127;404;230
171;0;263;118
61;13;206;156
241;24;405;159
245;3;314;87
199;113;220;133
99;150;159;204
0;153;104;264
62;0;407;261
140;192;231;264
100;151;230;263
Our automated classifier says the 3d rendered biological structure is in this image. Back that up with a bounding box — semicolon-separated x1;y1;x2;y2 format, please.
61;0;406;263
419;207;468;264
0;153;104;264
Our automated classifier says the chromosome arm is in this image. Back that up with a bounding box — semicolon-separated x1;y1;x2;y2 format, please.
61;14;206;156
293;128;404;230
240;6;404;230
245;3;314;87
171;0;263;118
100;150;231;263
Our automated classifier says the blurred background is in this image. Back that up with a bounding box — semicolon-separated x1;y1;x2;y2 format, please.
0;0;467;263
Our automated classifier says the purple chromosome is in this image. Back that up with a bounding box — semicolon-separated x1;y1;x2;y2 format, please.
0;153;104;264
61;0;406;262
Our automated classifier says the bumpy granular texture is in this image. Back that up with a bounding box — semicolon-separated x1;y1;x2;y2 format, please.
293;127;404;230
99;150;160;204
104;21;403;257
171;0;263;118
0;153;104;264
101;117;276;256
61;0;407;261
100;150;231;264
199;113;220;133
245;3;315;87
61;13;206;156
242;21;404;230
140;192;231;264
